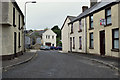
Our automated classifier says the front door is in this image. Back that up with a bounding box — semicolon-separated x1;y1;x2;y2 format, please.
100;30;105;55
70;37;72;52
14;32;17;57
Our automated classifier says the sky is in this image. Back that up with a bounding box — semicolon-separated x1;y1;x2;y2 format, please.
15;0;101;30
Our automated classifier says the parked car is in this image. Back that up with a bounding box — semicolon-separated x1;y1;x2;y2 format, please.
55;46;62;50
50;46;56;50
40;45;50;50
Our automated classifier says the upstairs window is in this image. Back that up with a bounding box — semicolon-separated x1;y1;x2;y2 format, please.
89;15;93;29
48;35;50;39
71;24;73;33
52;36;54;39
13;7;16;27
78;20;82;32
112;29;119;50
105;8;112;25
18;15;21;30
46;35;47;39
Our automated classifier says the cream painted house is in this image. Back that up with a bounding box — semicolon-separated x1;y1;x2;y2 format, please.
62;0;120;58
61;16;76;53
85;0;120;57
0;1;25;60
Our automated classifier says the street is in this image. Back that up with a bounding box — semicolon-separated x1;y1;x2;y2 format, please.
2;50;119;78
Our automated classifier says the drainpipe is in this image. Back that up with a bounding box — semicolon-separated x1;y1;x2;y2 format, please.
85;18;87;54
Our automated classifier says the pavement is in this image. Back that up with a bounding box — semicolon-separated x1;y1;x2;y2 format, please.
2;50;38;70
59;51;120;73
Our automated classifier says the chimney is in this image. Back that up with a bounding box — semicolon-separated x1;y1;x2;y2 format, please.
90;0;97;7
82;6;88;12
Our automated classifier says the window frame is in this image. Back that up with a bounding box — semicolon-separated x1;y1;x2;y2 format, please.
112;28;119;52
13;7;16;27
71;23;73;34
89;32;94;49
79;37;82;49
89;14;94;30
18;14;21;30
73;37;75;49
105;7;112;26
78;20;82;32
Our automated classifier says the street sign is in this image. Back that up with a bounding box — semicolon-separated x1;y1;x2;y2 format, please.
100;18;106;26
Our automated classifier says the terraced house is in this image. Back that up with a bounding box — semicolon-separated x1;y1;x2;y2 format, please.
0;0;25;60
62;0;120;58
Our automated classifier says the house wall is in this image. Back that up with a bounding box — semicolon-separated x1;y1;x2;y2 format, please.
42;29;57;47
69;18;86;53
87;3;120;57
61;18;71;52
1;2;24;57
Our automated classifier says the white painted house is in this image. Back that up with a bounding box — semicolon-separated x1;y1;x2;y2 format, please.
61;16;76;53
42;29;57;47
30;29;57;47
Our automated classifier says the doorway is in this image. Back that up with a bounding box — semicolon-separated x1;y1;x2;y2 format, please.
14;32;17;57
100;30;105;55
70;37;72;52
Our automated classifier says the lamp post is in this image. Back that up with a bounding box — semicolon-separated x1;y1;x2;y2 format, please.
24;1;36;52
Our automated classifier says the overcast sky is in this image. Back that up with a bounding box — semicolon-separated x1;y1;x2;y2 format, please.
15;0;101;30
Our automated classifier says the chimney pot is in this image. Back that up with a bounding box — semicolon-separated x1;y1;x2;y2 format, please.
82;6;88;12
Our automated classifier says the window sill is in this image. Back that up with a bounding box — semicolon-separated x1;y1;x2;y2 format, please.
89;28;94;30
70;32;73;34
78;30;82;33
111;49;119;52
89;47;94;49
79;48;82;50
104;23;112;27
13;24;16;27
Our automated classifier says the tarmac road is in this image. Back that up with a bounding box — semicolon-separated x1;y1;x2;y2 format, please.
2;50;119;78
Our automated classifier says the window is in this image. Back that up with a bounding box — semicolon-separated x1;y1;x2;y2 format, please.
73;37;75;49
18;32;21;48
112;29;119;50
78;20;82;32
105;8;112;25
18;15;20;30
79;37;82;49
46;35;47;39
89;15;93;29
90;33;94;49
71;24;73;33
48;35;50;39
13;7;16;27
52;36;54;39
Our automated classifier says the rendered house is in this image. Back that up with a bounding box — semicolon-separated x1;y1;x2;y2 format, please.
61;16;76;53
62;0;120;58
29;29;57;49
0;0;25;60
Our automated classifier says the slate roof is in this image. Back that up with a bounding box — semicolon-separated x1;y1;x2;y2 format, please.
61;16;76;30
69;0;119;24
30;30;46;37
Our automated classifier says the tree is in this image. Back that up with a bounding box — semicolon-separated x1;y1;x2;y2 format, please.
51;25;62;46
